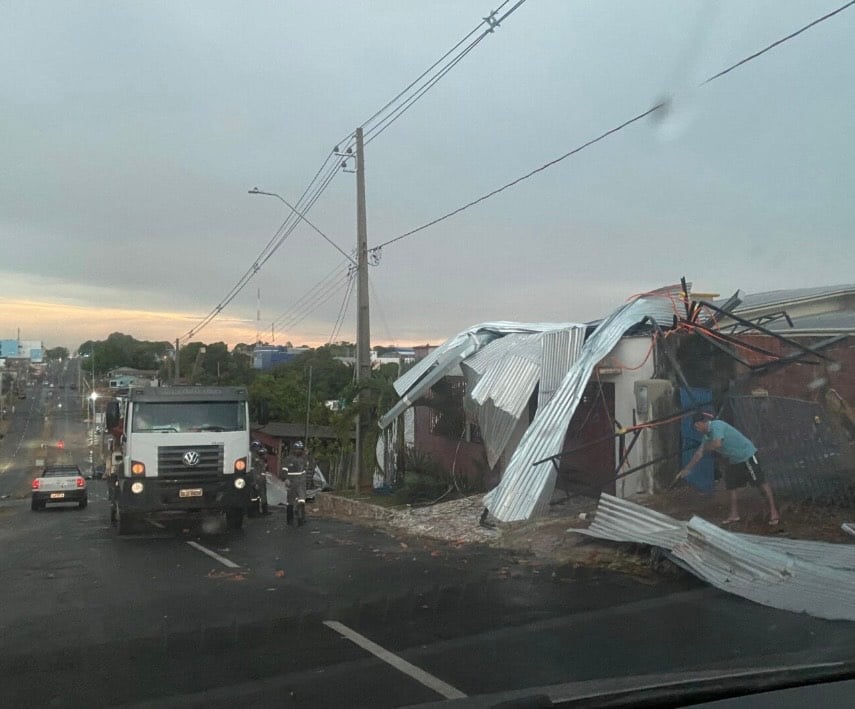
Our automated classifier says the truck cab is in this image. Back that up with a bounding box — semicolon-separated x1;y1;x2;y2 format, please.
107;386;251;534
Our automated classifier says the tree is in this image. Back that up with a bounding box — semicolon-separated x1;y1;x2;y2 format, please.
78;333;172;375
45;347;69;361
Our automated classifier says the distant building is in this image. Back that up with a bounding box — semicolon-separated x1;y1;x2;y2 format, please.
107;368;158;389
371;349;417;368
252;345;311;371
0;338;44;363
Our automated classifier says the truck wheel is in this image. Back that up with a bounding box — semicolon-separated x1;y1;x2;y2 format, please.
31;498;42;512
110;502;117;526
226;507;244;531
78;497;88;510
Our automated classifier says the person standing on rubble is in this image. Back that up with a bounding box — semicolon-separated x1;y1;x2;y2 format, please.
678;412;781;526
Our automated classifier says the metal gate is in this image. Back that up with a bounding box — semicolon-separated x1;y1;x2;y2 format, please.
726;395;855;506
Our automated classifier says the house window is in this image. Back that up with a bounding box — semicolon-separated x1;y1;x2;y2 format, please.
427;377;466;438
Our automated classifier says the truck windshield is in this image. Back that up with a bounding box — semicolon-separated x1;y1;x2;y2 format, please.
131;402;246;433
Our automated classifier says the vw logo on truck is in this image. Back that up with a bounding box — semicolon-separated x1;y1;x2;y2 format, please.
182;451;201;467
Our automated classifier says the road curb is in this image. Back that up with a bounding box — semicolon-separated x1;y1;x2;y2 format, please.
314;492;398;522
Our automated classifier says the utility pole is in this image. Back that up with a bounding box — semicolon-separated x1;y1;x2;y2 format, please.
175;338;180;383
304;365;313;445
355;126;372;492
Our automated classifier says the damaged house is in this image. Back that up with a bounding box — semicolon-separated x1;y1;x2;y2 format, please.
379;282;855;522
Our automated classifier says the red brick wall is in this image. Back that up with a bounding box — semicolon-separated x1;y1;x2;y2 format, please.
413;404;491;488
736;335;855;404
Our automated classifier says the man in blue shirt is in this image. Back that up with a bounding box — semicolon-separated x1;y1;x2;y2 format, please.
678;413;780;526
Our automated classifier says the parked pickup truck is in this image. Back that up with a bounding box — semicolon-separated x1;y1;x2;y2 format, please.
31;465;88;511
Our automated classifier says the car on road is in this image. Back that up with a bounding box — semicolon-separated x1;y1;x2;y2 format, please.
31;465;88;511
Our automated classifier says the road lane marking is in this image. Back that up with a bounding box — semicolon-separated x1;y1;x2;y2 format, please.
323;620;467;700
186;541;240;568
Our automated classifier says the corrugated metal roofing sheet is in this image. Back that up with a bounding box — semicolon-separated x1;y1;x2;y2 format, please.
573;494;855;621
574;494;855;571
457;329;584;469
466;354;541;468
539;329;585;408
730;284;855;314
676;517;855;622
483;286;686;522
380;323;582;433
391;322;578;398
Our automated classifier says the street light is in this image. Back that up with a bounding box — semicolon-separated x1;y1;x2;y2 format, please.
89;391;98;424
248;188;356;265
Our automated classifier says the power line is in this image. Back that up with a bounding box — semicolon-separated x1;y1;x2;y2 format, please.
179;149;343;343
275;273;353;335
329;273;356;344
179;1;530;342
373;0;855;253
272;261;352;330
368;274;395;344
365;33;488;147
702;0;855;84
361;0;522;135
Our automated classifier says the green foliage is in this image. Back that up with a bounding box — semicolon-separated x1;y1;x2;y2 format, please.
78;333;172;375
44;347;69;361
76;334;255;386
249;345;353;425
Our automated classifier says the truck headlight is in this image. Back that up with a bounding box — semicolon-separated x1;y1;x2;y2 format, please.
131;482;144;494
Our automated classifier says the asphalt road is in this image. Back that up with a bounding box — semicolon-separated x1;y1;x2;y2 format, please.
1;366;854;708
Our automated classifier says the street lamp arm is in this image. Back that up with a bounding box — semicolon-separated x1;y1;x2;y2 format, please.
249;188;357;266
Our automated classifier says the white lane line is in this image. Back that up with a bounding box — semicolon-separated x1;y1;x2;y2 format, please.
323;620;466;700
186;540;240;569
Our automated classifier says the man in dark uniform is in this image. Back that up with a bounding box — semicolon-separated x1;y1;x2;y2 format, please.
249;442;269;515
281;440;310;525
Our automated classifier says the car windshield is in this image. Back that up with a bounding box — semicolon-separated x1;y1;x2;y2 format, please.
131;402;246;433
2;2;855;707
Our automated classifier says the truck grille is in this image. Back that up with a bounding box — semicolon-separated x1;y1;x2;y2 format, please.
157;444;224;476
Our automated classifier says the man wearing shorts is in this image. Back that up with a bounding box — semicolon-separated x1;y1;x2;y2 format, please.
678;412;780;526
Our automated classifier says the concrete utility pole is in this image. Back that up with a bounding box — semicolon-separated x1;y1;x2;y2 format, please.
355;126;372;492
175;338;180;383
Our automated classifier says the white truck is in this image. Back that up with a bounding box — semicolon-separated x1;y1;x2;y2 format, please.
105;386;251;534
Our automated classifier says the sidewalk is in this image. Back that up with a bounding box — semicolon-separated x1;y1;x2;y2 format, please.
314;491;657;576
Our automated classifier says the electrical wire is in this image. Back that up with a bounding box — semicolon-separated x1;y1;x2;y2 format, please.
178;2;531;343
179;149;343;343
276;275;352;334
272;262;352;331
372;0;855;253
364;34;488;146
368;274;395;345
328;273;356;344
361;0;522;136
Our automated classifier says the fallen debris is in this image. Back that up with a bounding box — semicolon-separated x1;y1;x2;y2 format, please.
573;494;855;622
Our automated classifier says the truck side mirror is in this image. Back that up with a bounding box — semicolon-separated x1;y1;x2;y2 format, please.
105;400;121;430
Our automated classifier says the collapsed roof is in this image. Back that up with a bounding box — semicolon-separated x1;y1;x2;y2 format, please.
380;284;690;522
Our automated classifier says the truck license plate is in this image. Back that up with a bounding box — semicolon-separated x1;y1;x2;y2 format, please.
179;488;203;498
50;492;65;499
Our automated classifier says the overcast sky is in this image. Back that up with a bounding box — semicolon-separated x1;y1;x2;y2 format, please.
2;1;853;351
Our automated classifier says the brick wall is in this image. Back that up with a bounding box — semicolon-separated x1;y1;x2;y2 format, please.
736;335;855;404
